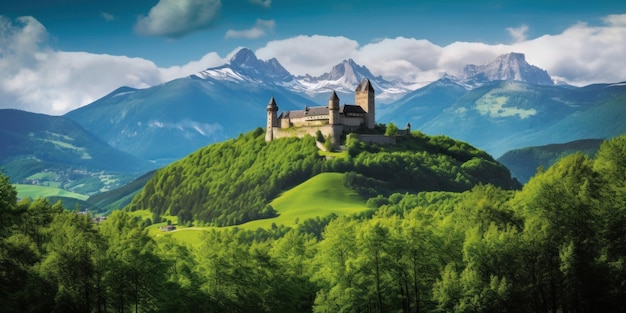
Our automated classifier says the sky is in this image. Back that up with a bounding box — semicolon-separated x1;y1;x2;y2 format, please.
1;0;626;115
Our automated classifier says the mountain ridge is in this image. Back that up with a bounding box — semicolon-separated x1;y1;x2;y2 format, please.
459;52;554;86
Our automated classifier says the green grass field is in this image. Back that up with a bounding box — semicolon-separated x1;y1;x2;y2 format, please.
15;184;89;201
143;173;369;245
235;172;368;229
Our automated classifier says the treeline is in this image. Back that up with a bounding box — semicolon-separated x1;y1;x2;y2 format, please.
128;127;519;226
1;135;625;312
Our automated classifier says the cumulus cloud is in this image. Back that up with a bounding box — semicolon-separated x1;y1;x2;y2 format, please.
255;14;626;86
135;0;221;38
225;19;275;39
0;16;227;115
506;24;529;43
250;0;271;8
256;35;360;76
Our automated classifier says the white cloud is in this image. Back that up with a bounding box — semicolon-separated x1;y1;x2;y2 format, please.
225;19;275;39
160;52;226;80
255;14;626;86
603;14;626;26
506;24;529;43
135;0;221;38
256;35;360;76
101;12;116;21
250;0;271;8
0;16;228;115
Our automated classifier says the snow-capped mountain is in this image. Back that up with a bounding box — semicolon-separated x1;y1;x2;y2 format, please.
293;59;413;104
63;47;626;166
195;48;293;83
459;52;554;86
196;49;414;104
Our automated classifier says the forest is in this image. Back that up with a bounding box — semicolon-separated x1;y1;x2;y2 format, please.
128;127;518;226
1;134;625;313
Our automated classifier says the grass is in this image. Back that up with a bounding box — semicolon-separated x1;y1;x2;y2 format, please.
140;173;369;246
235;172;368;229
15;184;89;201
318;150;348;158
26;172;59;181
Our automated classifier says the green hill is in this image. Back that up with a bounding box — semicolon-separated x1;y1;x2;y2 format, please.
84;170;156;214
149;172;369;244
128;127;519;227
235;172;369;229
15;184;89;201
497;138;604;183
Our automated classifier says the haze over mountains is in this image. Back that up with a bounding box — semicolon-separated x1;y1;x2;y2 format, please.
3;47;625;196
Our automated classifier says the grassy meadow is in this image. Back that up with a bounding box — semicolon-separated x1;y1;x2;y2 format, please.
143;172;369;245
15;184;89;201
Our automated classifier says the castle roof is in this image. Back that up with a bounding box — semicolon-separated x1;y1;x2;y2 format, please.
329;90;339;101
356;78;374;92
267;96;278;110
278;104;365;120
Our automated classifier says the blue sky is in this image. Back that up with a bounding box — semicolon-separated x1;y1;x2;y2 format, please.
1;0;626;114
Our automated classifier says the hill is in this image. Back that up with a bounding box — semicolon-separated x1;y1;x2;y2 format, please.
235;172;369;229
127;127;519;226
150;172;370;245
0;109;154;195
383;80;626;157
497;138;604;183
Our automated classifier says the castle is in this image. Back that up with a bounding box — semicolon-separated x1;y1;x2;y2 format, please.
265;78;376;144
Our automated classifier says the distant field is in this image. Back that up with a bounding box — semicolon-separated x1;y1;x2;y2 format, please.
142;172;369;245
14;184;89;201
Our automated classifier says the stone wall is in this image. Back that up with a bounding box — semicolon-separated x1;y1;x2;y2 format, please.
273;124;334;140
352;134;397;145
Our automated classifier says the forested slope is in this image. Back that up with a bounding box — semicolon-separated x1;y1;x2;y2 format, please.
127;127;519;226
1;135;625;312
497;138;603;183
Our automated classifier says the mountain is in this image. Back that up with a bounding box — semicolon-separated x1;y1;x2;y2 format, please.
417;81;626;157
127;128;519;226
381;53;626;157
65;48;318;165
377;77;469;126
63;49;626;166
460;52;554;86
497;138;603;183
64;48;416;165
197;47;293;83
293;59;412;104
0;109;153;194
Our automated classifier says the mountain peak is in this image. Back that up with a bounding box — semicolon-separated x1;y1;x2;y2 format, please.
461;52;554;86
229;48;261;69
198;48;293;83
309;58;378;84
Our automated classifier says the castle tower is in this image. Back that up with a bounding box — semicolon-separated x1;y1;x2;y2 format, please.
328;91;341;144
265;96;278;142
355;78;375;129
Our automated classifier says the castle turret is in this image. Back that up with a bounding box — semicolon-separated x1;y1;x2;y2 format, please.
329;91;339;125
328;91;341;144
355;78;375;129
265;96;278;142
